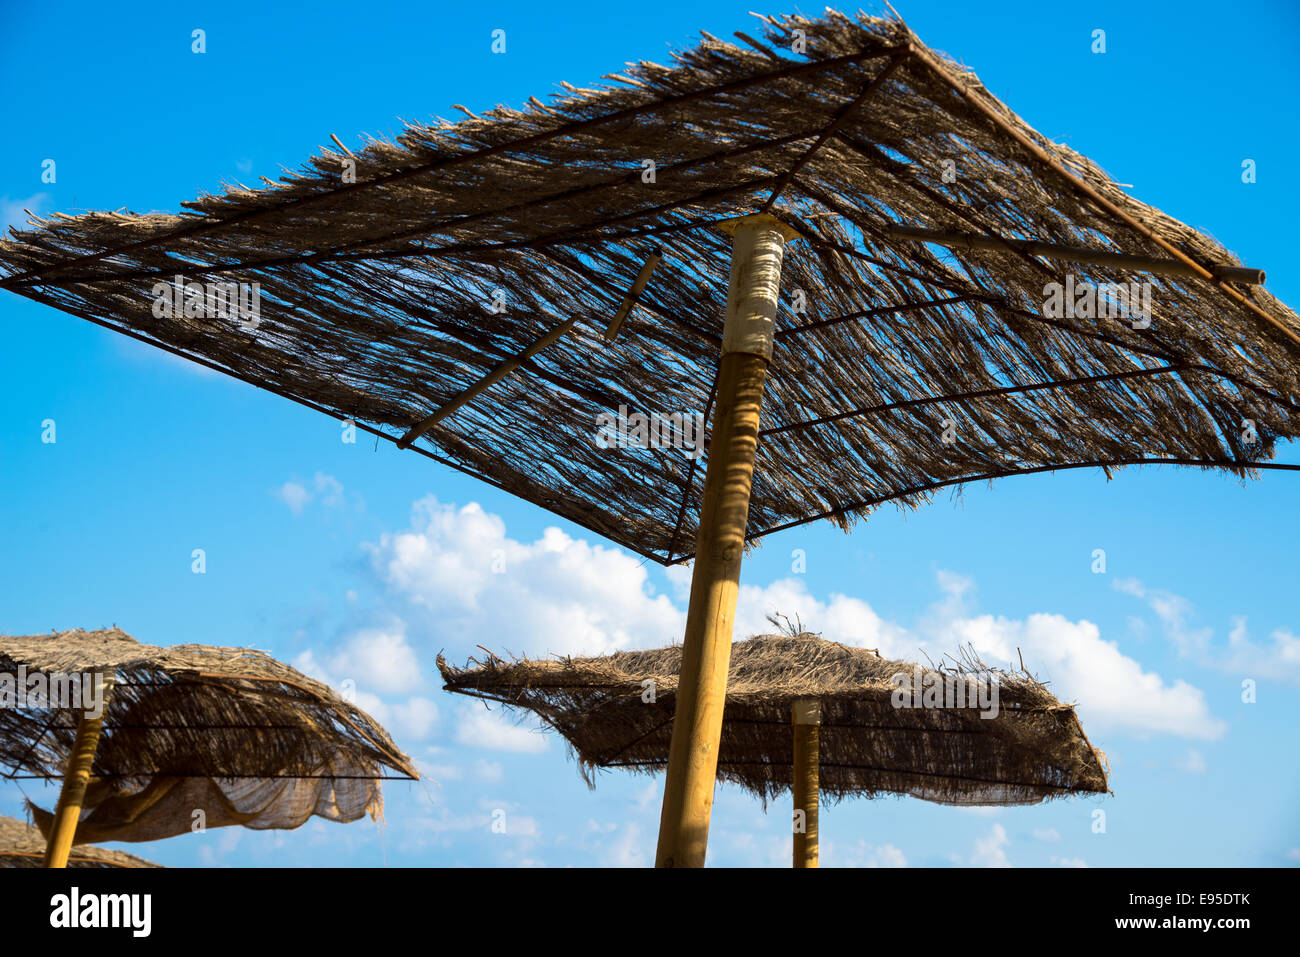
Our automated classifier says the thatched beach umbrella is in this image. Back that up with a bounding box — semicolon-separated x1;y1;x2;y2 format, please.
0;814;160;869
439;633;1109;866
1;10;1292;865
0;628;417;867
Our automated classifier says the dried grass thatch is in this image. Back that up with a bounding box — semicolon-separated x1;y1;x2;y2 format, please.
438;633;1109;806
0;628;417;844
2;11;1296;564
0;814;160;868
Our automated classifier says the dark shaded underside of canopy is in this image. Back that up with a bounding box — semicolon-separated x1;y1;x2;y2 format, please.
439;634;1109;806
0;628;417;843
2;12;1297;564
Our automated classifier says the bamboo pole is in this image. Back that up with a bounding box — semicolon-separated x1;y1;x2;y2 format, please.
655;212;796;867
43;672;114;868
885;224;1265;285
792;698;821;868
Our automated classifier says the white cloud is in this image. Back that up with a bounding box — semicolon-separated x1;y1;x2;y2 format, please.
456;707;549;754
731;578;911;655
729;570;1222;740
826;840;908;868
946;610;1224;740
358;498;1227;767
389;696;439;740
1033;827;1062;843
314;472;344;507
368;496;683;657
274;473;346;515
1051;856;1088;868
1116;580;1300;685
601;823;647;867
298;624;424;696
292;624;437;746
276;481;310;515
969;823;1012;868
420;762;462;782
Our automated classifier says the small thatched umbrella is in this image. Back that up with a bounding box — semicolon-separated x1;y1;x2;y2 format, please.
0;628;418;867
439;632;1108;867
0;814;160;868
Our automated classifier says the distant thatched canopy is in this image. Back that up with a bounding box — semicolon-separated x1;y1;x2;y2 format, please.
0;814;160;868
439;634;1109;806
0;628;417;844
2;12;1297;564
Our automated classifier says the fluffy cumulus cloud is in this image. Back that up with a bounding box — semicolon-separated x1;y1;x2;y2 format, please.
284;491;1235;867
705;570;1224;740
298;623;423;695
946;609;1224;740
367;496;683;657
293;624;439;742
728;576;911;657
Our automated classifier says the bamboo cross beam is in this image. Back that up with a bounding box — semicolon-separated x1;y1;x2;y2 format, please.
397;248;664;449
886;224;1266;285
760;48;912;212
396;313;579;449
604;247;663;339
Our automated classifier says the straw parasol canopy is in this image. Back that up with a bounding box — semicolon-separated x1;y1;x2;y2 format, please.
1;10;1296;566
438;632;1109;807
0;814;160;868
0;627;418;849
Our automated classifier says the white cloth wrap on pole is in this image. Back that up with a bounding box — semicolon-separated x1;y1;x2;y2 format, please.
720;214;799;360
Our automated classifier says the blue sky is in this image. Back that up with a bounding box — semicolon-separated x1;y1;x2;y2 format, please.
2;0;1298;867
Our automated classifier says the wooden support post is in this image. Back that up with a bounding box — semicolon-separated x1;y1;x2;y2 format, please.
43;672;113;868
792;698;821;869
655;212;796;868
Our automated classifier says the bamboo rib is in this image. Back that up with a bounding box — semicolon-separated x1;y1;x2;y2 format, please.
902;42;1300;350
886;225;1266;285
